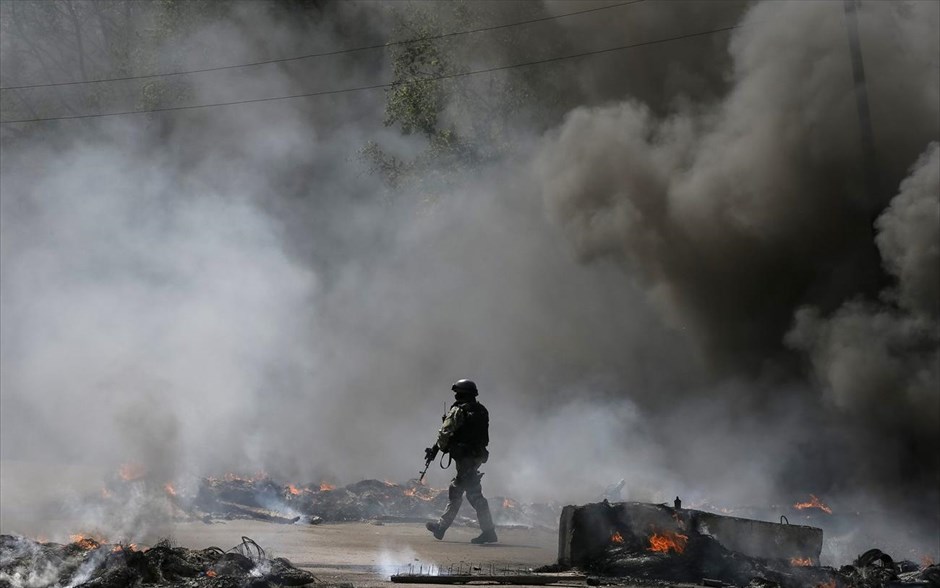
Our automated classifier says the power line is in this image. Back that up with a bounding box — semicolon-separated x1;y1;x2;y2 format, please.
0;23;738;125
0;1;644;91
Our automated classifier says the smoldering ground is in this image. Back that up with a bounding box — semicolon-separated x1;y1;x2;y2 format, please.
0;0;937;564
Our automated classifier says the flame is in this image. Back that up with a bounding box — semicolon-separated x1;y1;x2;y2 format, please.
100;487;113;499
610;531;624;544
815;581;836;588
287;484;302;496
502;498;518;509
206;570;218;578
70;534;104;550
164;483;177;497
922;556;936;569
647;529;688;554
791;557;814;567
112;544;137;553
403;487;435;500
319;482;336;491
119;462;146;482
793;494;833;514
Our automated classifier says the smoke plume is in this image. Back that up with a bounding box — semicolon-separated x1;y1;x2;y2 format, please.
1;0;937;561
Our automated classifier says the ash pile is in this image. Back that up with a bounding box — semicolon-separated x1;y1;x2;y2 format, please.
0;535;318;588
555;501;939;588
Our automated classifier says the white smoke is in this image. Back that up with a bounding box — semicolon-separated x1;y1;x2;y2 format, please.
1;0;937;561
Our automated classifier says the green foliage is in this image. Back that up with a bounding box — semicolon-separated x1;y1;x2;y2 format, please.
360;140;412;190
384;8;452;138
365;1;566;197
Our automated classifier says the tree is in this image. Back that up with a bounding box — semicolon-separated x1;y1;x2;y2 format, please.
0;0;234;128
362;1;568;197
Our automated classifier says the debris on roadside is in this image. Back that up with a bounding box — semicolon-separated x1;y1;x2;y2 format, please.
0;534;318;588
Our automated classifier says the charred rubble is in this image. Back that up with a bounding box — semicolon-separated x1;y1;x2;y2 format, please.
94;472;559;530
550;501;939;588
0;535;320;588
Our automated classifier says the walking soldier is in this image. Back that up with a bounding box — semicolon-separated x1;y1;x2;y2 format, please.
424;379;497;544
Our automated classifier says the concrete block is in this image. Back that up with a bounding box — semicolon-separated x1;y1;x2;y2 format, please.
558;501;822;566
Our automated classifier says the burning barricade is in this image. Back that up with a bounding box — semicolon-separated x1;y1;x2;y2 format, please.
192;477;449;524
94;467;560;530
0;535;317;588
192;476;559;528
554;500;940;588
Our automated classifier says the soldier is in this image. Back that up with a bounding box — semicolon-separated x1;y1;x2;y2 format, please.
424;379;497;544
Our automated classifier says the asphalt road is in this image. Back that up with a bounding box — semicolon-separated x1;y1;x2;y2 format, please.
166;520;560;587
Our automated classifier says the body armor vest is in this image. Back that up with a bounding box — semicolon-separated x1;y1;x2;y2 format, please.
450;400;489;451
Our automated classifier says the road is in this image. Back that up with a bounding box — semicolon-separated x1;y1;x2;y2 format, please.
166;520;559;587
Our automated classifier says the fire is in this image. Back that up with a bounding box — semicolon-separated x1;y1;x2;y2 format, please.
287;484;302;496
100;487;113;499
403;487;435;501
164;483;177;497
793;494;833;514
319;482;336;491
922;556;936;569
119;462;146;482
815;581;836;588
206;570;218;578
112;544;137;553
791;557;814;567
647;529;688;554
70;534;104;550
502;498;518;509
610;531;624;544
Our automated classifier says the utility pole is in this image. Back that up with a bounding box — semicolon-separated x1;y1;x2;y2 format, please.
843;0;881;211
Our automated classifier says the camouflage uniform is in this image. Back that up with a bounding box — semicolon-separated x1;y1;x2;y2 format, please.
434;400;495;537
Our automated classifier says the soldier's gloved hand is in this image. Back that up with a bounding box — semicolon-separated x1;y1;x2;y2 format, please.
425;445;439;461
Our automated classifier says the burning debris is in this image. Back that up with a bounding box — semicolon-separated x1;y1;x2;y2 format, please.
555;501;940;588
0;535;317;588
195;476;555;528
793;495;833;516
89;469;559;530
117;463;146;483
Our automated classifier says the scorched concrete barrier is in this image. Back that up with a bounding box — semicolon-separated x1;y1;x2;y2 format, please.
557;501;823;566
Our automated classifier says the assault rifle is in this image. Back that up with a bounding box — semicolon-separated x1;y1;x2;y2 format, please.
419;445;439;483
418;401;450;483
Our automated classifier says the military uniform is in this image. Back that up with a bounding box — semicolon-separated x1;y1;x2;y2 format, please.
426;380;497;544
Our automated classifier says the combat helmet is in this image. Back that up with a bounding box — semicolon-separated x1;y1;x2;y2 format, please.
451;379;478;396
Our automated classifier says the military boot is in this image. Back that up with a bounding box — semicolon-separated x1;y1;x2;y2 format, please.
470;529;498;544
425;521;446;540
470;497;497;544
